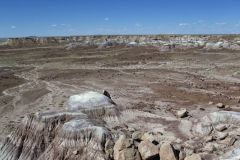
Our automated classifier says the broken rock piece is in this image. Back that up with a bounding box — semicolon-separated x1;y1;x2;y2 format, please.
216;103;225;108
160;142;178;160
195;122;213;136
114;135;141;160
215;124;227;132
184;154;202;160
177;108;188;118
138;140;159;160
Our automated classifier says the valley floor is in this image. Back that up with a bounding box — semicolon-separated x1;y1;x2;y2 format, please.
0;45;240;159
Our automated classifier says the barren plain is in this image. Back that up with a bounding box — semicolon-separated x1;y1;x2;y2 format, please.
0;35;240;159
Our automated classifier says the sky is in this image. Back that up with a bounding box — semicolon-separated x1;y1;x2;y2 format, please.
1;0;240;37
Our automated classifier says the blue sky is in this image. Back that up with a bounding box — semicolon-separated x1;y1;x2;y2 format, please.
1;0;240;37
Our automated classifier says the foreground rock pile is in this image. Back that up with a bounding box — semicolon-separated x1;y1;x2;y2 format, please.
1;91;240;160
111;111;240;160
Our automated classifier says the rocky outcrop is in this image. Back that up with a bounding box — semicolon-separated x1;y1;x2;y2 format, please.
0;111;113;160
2;109;240;160
5;35;240;51
191;111;240;159
0;90;118;160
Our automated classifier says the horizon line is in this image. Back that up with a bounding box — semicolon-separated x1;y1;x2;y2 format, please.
2;33;240;39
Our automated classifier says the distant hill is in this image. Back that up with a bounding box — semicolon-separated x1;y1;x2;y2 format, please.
0;38;7;45
0;38;7;42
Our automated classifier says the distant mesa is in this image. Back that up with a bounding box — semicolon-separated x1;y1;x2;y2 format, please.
3;35;240;51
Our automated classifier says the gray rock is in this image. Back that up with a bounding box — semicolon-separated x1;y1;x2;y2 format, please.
216;103;225;108
184;148;194;157
202;143;214;153
128;127;135;132
132;131;144;141
230;44;240;50
228;128;240;136
216;132;228;140
138;140;159;160
105;139;115;159
114;135;141;160
68;91;116;110
114;135;133;152
219;137;236;146
159;142;178;160
195;122;213;136
116;148;141;160
177;108;188;118
204;136;213;142
179;150;186;160
208;101;213;105
73;150;79;155
141;132;157;143
205;42;221;50
220;147;240;159
127;41;138;46
222;42;230;49
215;124;227;131
184;154;201;160
207;111;240;124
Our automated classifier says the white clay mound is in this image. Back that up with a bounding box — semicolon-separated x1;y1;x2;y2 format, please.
68;91;116;110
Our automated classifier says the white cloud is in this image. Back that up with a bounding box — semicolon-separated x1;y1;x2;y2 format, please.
11;25;16;29
51;24;57;27
104;17;109;21
215;22;226;25
197;20;204;23
179;23;189;26
192;20;204;25
235;22;240;27
135;23;142;27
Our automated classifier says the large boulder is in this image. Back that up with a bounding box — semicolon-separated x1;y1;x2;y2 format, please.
68;91;116;110
114;135;141;160
0;111;114;160
205;111;240;124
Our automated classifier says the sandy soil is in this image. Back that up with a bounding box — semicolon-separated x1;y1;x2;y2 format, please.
0;45;240;144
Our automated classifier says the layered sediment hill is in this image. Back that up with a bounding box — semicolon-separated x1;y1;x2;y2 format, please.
5;35;240;50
